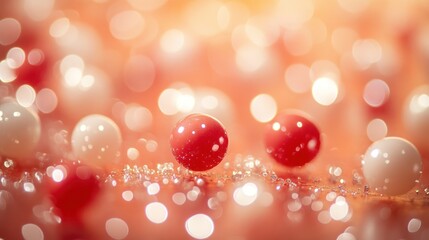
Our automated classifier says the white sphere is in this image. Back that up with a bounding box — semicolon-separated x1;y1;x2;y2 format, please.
71;114;122;167
0;101;41;159
362;137;422;196
404;85;429;148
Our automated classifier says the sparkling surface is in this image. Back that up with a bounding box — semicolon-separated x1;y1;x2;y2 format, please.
265;112;321;167
170;114;228;171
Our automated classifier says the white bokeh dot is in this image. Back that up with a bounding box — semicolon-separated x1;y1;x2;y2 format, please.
250;94;277;123
185;214;214;239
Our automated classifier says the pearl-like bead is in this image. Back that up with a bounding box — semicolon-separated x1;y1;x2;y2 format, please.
264;112;321;167
362;137;422;196
71;115;122;167
0;100;41;160
170;113;228;171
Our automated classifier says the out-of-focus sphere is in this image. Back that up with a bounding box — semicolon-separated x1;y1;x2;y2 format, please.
0;101;41;160
192;88;234;125
362;137;422;196
60;66;112;120
404;85;429;149
71;115;122;167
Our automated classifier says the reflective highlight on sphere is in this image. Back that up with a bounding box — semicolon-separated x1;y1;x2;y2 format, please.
0;101;41;160
170;114;228;171
264;112;321;167
362;137;422;196
71;115;122;167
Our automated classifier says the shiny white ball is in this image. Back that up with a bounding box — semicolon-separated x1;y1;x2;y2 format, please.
0;101;41;159
404;85;429;149
71;114;122;167
362;137;422;196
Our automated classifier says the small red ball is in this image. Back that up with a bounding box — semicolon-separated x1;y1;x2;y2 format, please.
264;112;321;167
170;113;228;171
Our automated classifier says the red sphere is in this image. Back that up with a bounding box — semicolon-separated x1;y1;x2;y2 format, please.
264;112;321;167
170;113;228;171
50;164;100;221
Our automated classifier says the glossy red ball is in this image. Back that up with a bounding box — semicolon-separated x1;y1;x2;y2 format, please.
50;165;100;221
170;113;228;171
264;112;321;167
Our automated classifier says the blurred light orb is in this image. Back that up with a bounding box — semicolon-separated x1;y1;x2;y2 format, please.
110;10;145;40
312;77;339;106
192;88;234;125
105;218;129;240
16;84;36;108
145;202;168;224
285;64;312;93
235;44;267;73
60;66;112;119
366;118;388;142
310;60;340;81
21;223;44;240
124;104;152;132
0;101;41;160
36;88;58;114
276;0;314;30
158;85;195;115
352;39;382;69
404;85;429;148
6;47;26;69
250;94;277;123
71;114;122;167
23;0;54;21
160;29;185;53
245;15;280;47
185;214;214;239
27;49;45;66
0;18;21;46
233;182;258;206
363;79;390;107
362;137;422;196
0;60;17;83
123;55;155;93
55;23;102;61
50;18;71;38
60;55;85;76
